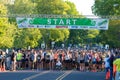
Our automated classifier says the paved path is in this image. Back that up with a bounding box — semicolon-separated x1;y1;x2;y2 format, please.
0;70;105;80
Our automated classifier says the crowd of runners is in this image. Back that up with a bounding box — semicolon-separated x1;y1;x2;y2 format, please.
0;48;120;72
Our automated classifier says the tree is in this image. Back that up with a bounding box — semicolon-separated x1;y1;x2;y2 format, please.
68;30;83;44
8;0;35;14
65;1;100;45
92;0;120;47
36;0;71;48
87;30;99;39
36;0;70;15
0;3;16;48
68;29;99;44
65;1;79;15
6;0;42;48
64;1;83;44
14;28;42;48
92;0;120;16
49;29;69;42
100;20;120;47
39;29;69;48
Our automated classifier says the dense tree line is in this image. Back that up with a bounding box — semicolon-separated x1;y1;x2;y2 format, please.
0;0;119;49
92;0;120;48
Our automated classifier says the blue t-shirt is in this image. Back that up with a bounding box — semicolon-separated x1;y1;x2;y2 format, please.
84;54;89;62
104;57;110;68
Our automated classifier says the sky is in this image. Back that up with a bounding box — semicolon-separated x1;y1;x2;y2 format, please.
69;0;94;15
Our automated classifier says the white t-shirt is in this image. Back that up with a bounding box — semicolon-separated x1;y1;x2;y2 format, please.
56;61;62;66
0;55;2;59
50;53;54;61
65;54;70;60
77;54;80;62
34;53;37;62
41;52;46;59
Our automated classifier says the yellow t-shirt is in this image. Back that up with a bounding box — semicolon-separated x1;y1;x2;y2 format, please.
17;53;23;60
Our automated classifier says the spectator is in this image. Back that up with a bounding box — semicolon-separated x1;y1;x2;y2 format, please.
5;51;11;70
109;53;115;80
104;54;110;80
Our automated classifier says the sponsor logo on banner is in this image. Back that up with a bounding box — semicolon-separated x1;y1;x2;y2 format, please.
37;25;45;28
80;26;89;29
45;25;56;28
69;26;79;29
88;26;98;29
56;26;68;29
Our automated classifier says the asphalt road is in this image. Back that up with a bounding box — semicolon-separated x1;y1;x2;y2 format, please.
0;70;105;80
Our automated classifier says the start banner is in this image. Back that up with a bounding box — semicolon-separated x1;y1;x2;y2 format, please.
16;17;109;30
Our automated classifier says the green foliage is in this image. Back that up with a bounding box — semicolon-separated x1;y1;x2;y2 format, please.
1;0;103;48
87;30;99;39
50;29;69;42
36;0;71;45
8;0;35;14
0;3;16;48
68;30;86;44
92;0;120;47
49;29;64;42
6;0;42;48
36;0;70;15
100;20;120;47
65;1;79;15
92;0;120;16
14;29;42;48
40;29;69;42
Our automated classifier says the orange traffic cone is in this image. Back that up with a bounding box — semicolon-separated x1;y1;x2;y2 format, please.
106;70;110;80
0;67;1;72
113;64;117;79
0;66;2;72
3;66;5;72
1;66;5;72
92;69;96;72
1;67;3;72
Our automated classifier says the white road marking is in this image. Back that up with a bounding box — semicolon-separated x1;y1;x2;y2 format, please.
23;71;50;80
56;70;72;80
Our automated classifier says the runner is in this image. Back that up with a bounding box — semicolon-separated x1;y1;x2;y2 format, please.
64;50;71;70
37;50;42;70
80;51;85;71
91;53;97;72
44;50;51;70
84;52;89;72
11;52;16;71
30;50;37;69
16;50;23;70
77;51;80;71
50;49;54;70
